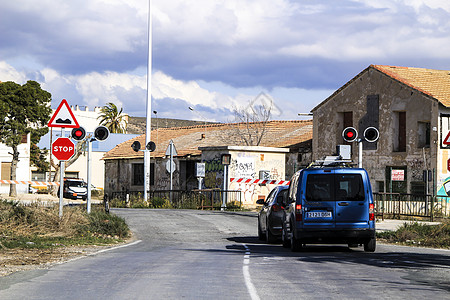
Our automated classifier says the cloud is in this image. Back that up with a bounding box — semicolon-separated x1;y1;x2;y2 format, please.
0;61;27;83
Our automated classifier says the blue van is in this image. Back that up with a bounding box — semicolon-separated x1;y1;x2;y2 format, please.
282;167;376;252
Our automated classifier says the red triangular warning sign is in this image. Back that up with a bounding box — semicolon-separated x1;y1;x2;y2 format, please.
48;99;80;128
444;131;450;145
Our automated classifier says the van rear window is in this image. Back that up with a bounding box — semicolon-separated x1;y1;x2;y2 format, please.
305;174;365;201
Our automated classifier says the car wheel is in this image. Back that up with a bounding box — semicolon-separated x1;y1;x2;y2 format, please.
266;224;277;244
258;219;265;241
290;228;303;252
282;226;291;248
364;238;376;252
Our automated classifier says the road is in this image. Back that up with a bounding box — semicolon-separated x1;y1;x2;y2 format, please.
0;209;449;299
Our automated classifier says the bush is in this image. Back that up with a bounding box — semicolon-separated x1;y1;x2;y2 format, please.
149;197;172;209
79;211;129;238
377;220;450;248
0;199;130;249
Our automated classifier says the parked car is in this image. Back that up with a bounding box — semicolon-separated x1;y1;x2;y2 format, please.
257;185;289;243
58;178;88;200
282;167;376;252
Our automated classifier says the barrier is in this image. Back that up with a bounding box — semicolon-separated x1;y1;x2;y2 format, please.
229;178;290;185
0;180;59;186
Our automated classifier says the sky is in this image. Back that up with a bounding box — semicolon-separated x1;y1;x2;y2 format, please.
1;0;450;123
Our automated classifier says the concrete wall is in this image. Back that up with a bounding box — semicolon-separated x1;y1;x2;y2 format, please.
200;146;288;207
313;68;437;194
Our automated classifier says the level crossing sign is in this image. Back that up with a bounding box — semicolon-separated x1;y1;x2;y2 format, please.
48;99;80;128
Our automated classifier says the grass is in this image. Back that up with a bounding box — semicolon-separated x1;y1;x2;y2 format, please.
377;219;450;248
0;199;130;250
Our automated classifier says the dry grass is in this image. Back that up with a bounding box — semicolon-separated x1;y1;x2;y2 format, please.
0;200;89;238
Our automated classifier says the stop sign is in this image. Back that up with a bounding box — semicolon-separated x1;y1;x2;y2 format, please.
52;137;75;161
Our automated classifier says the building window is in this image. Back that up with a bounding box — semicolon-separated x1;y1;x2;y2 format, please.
21;134;28;144
417;122;430;148
1;162;11;180
132;163;144;186
132;163;154;186
394;111;406;152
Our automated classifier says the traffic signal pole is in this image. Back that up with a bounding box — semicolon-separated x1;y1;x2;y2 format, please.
59;128;65;218
87;138;92;214
358;139;363;168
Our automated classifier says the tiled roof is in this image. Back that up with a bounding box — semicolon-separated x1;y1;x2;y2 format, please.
312;64;450;111
372;65;450;107
103;120;313;160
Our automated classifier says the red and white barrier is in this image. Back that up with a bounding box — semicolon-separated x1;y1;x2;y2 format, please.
230;178;290;185
0;180;59;186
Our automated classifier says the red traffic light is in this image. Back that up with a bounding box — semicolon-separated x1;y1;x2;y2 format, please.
71;127;86;141
342;127;358;142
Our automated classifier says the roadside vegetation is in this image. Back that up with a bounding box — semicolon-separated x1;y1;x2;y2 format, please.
0;199;129;250
377;219;450;248
110;194;244;210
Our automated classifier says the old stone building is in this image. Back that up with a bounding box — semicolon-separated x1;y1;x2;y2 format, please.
312;65;450;196
102;120;313;204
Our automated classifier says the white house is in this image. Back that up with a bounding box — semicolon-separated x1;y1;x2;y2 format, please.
0;133;31;194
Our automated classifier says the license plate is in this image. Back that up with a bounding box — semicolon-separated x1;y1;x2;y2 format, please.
307;211;332;218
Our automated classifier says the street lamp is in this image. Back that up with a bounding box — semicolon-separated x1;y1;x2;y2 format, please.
189;106;207;139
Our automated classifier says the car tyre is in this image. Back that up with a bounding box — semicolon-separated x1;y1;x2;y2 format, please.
364;238;376;252
266;224;277;244
258;219;265;241
282;226;291;248
290;229;303;252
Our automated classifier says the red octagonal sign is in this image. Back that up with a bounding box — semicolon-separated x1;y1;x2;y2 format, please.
52;137;75;161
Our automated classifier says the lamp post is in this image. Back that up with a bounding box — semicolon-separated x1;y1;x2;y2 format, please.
188;106;207;138
144;0;153;202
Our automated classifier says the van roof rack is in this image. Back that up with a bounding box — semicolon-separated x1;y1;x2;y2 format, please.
307;156;355;168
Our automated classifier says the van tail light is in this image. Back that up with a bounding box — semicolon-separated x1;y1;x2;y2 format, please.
369;203;374;221
295;204;302;222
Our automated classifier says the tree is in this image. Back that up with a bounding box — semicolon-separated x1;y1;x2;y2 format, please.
0;81;52;197
98;102;127;133
232;97;272;146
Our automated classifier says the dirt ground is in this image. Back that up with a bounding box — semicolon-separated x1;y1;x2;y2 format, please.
0;245;114;277
0;193;111;277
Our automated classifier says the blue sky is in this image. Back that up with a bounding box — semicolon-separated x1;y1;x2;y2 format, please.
1;0;450;123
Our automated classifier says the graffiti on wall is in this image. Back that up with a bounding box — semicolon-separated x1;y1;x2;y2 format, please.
437;176;450;196
231;181;271;204
204;157;224;188
155;173;179;190
230;157;256;179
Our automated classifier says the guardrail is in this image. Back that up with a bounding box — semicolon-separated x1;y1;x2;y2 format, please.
374;193;450;221
111;189;242;210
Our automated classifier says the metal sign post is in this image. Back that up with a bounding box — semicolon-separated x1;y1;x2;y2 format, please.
196;162;205;190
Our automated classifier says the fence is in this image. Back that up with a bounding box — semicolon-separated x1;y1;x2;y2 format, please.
111;189;242;210
374;193;450;221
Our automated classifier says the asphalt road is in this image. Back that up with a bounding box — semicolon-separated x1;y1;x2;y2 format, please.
0;209;449;299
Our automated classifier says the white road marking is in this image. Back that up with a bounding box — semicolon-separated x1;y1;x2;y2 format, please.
54;240;142;265
242;244;260;300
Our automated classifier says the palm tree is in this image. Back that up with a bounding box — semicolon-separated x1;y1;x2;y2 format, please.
98;102;127;133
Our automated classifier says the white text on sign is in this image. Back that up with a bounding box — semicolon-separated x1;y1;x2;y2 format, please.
53;146;74;152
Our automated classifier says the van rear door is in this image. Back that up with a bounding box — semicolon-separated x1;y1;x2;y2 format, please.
334;171;370;229
303;171;336;229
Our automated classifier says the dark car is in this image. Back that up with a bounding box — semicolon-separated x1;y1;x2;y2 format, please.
58;178;88;200
282;167;376;252
257;185;289;243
